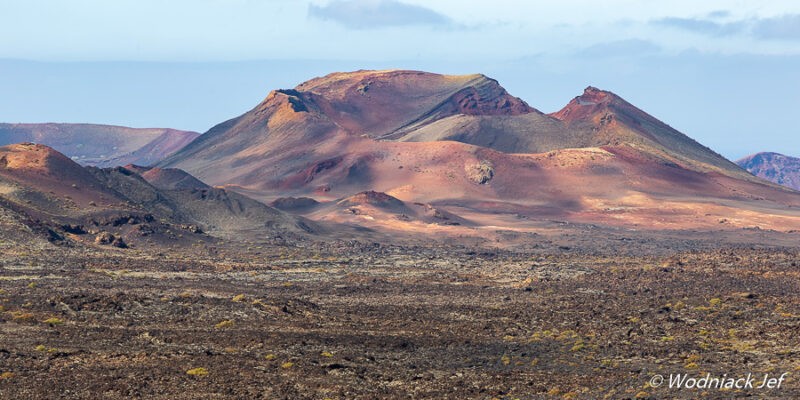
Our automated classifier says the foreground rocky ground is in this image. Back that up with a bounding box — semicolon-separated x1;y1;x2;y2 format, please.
1;239;799;399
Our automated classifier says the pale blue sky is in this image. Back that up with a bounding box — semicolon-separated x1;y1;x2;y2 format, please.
2;0;800;159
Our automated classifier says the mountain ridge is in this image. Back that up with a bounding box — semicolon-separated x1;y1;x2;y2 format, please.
0;123;199;167
737;152;800;191
155;69;800;233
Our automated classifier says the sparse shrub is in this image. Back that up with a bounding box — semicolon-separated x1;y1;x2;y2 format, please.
557;330;578;341
0;372;14;380
320;351;333;358
600;359;618;368
264;353;276;360
214;319;234;329
43;317;63;325
27;282;37;289
186;367;208;376
570;340;585;352
231;294;246;302
281;361;294;369
11;311;35;322
35;345;47;352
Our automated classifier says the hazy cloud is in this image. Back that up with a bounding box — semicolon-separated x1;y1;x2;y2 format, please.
308;0;451;29
652;13;800;41
753;14;800;40
706;10;731;19
577;39;661;58
651;17;745;36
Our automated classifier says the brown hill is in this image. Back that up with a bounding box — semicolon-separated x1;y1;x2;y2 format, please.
339;190;407;210
89;166;316;237
0;123;199;167
737;152;800;191
126;165;210;191
0;143;130;211
304;190;472;232
159;70;800;233
0;143;317;247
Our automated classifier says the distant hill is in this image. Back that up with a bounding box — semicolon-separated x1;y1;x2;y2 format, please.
0;123;199;167
737;152;800;191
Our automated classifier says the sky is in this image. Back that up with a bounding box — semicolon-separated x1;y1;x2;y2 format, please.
1;0;800;160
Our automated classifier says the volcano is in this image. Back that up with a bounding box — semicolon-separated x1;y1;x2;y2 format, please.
157;70;800;233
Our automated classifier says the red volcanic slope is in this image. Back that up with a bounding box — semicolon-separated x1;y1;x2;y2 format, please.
0;123;199;167
549;87;749;177
162;71;749;187
295;70;536;137
0;143;129;209
157;70;800;232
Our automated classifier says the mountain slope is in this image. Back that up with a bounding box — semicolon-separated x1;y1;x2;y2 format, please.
296;70;536;138
161;71;750;188
89;166;316;237
549;87;751;178
0;143;317;246
0;123;199;167
0;142;131;212
157;70;536;183
124;165;211;191
737;152;800;191
159;70;800;233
